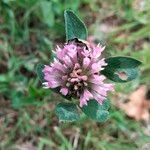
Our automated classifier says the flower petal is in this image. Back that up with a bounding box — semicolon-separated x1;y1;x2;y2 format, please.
89;75;106;84
91;45;105;58
83;57;91;69
91;91;106;105
60;87;68;95
79;89;93;107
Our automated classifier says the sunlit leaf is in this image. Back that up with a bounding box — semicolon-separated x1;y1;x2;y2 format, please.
81;99;110;122
55;103;79;122
64;10;87;41
101;56;142;82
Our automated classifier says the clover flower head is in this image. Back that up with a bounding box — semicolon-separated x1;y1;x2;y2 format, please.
43;39;114;107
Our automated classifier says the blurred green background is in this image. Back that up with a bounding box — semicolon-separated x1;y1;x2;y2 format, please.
0;0;150;149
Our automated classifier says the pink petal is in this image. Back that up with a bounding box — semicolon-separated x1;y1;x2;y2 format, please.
91;45;105;58
89;75;106;84
102;83;114;91
67;44;77;60
91;59;107;73
70;78;80;82
91;91;106;105
63;55;73;67
97;58;107;67
79;89;93;107
79;94;87;107
44;72;62;82
43;65;53;73
92;84;107;96
52;59;66;73
84;89;93;99
81;48;90;57
64;43;76;51
56;45;67;60
60;87;68;96
83;57;91;69
48;79;61;88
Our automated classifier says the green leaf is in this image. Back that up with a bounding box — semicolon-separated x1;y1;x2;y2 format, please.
101;56;142;82
64;10;87;41
36;63;45;82
40;1;54;27
55;103;79;122
81;100;110;122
